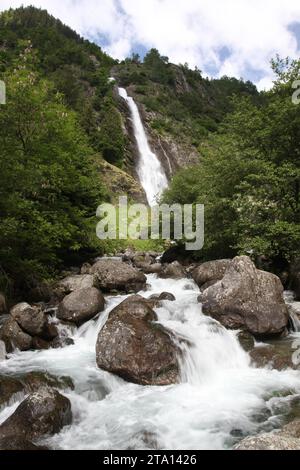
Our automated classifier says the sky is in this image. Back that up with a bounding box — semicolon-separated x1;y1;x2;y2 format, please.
1;0;300;90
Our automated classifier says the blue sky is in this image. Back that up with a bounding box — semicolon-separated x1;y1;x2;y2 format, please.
1;0;300;90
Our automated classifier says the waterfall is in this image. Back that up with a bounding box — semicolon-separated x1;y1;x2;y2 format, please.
118;87;168;206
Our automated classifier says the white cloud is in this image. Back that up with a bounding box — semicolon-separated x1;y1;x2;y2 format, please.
1;0;300;89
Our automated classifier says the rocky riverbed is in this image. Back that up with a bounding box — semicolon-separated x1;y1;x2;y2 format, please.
0;253;300;450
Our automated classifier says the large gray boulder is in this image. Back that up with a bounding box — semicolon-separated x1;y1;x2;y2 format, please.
235;433;300;450
96;295;179;385
90;259;146;293
0;387;72;441
0;317;33;352
235;420;300;450
57;287;105;326
10;303;47;337
0;372;73;408
201;256;289;338
192;259;231;291
159;261;186;279
54;274;96;300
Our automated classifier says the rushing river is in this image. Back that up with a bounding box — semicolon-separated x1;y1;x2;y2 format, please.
1;275;300;450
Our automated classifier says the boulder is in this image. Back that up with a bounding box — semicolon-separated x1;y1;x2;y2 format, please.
142;263;163;275
201;256;289;338
57;287;105;326
0;371;74;408
90;259;146;293
192;259;231;289
54;274;96;299
0;292;7;315
0;387;72;441
10;303;47;338
132;253;153;269
235;433;300;450
0;437;47;450
0;317;33;352
0;340;6;361
148;292;176;308
0;375;24;407
96;295;179;385
159;261;186;279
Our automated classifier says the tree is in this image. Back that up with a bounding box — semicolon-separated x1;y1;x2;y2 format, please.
0;48;105;294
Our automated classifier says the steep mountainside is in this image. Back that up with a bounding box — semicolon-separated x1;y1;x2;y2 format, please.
113;50;259;175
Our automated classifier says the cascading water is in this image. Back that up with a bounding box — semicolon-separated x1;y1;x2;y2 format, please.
118;87;168;205
1;275;300;450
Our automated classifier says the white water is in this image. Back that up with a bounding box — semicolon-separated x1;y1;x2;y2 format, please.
1;275;300;450
118;87;168;205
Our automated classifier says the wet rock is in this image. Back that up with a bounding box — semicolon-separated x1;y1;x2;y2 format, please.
192;259;231;289
249;344;296;370
57;287;105;326
235;433;300;450
0;371;74;408
142;263;163;275
0;387;72;441
0;437;48;450
90;259;147;293
0;292;7;315
201;256;289;338
0;340;6;361
159;261;186;279
237;331;255;352
0;317;33;352
282;419;300;438
96;295;179;385
132;253;153;269
10;303;47;338
19;371;74;392
148;292;176;308
0;375;24;407
54;274;96;300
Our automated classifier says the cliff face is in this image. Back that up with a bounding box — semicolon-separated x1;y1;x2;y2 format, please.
113;55;258;181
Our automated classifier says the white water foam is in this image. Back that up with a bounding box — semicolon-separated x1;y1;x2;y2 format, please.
1;275;300;449
118;87;168;205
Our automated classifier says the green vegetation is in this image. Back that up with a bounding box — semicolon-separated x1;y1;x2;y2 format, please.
115;49;259;148
164;58;300;265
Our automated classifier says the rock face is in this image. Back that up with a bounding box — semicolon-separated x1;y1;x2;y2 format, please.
159;261;186;279
0;387;72;441
96;295;179;385
91;259;146;293
235;420;300;450
54;274;96;299
192;259;231;290
201;256;289;338
57;287;105;326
